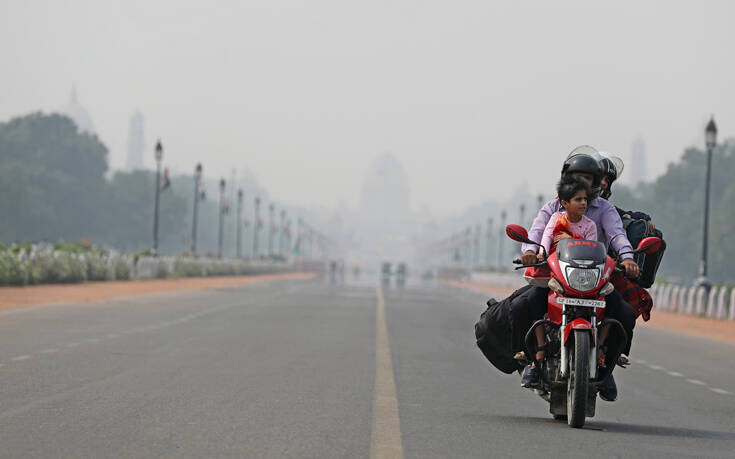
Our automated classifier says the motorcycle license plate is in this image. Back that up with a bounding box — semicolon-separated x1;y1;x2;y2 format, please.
556;297;605;308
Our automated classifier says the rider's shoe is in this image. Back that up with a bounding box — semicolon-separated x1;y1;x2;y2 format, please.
520;364;539;388
599;373;618;402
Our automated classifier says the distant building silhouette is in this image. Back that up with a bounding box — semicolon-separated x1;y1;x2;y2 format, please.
126;111;145;170
359;153;410;219
630;137;647;185
61;86;96;135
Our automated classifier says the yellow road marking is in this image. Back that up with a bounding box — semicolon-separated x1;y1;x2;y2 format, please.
370;284;404;459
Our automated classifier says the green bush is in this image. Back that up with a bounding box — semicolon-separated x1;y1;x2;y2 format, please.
0;252;27;286
173;259;202;277
114;258;131;280
26;255;49;284
86;255;110;281
155;261;169;279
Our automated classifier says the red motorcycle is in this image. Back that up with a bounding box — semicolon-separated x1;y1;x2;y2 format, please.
505;224;662;428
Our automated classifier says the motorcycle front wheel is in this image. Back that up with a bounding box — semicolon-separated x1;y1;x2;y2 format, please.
567;330;589;428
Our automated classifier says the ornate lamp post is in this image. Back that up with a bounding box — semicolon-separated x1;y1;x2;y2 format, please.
485;217;493;268
253;196;261;258
268;203;275;257
697;117;718;289
497;210;507;269
152;140;163;255
236;189;243;258
217;178;226;258
191;163;202;253
279;209;286;255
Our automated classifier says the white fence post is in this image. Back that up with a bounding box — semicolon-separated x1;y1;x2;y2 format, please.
661;285;673;311
706;287;720;318
670;286;681;312
716;288;728;319
678;286;688;313
695;287;707;316
685;287;698;315
730;288;735;321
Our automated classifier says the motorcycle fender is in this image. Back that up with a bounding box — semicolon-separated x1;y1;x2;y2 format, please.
564;318;593;344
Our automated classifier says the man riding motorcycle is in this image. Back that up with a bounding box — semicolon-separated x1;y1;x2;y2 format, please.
599;154;656;231
511;146;639;401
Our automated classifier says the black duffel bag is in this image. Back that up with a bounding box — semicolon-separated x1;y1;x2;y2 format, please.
622;216;666;289
474;285;531;374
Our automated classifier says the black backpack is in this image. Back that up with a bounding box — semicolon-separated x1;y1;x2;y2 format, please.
474;285;531;374
621;215;666;289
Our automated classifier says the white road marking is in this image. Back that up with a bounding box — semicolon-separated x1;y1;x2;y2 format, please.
686;379;706;385
667;371;684;377
710;388;732;395
40;348;59;354
12;355;31;361
649;365;665;370
66;342;80;348
634;359;647;364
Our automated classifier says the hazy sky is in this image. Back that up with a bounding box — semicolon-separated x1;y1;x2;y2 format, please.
1;1;733;216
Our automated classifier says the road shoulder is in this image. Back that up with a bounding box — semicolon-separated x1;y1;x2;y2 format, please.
0;272;316;309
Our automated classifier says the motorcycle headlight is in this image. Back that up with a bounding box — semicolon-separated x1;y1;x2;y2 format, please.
564;267;600;292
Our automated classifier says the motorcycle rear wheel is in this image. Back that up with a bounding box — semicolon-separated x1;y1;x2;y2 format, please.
567;330;589;428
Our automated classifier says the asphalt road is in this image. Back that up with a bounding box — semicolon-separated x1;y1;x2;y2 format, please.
0;277;733;458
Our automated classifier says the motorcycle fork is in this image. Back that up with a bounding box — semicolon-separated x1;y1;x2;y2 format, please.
560;305;597;379
561;305;568;377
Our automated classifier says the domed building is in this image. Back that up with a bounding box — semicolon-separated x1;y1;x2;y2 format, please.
354;153;416;265
61;87;96;135
359;153;410;220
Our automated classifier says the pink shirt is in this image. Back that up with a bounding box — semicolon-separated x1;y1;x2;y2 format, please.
540;211;598;255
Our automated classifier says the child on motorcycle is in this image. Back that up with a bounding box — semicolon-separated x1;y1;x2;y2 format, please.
522;176;597;386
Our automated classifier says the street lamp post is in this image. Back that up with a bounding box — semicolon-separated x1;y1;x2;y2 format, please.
486;218;493;268
537;194;544;215
253;197;261;258
152;140;163;255
191;163;202;254
279;209;286;255
497;210;507;269
296;217;302;256
698;117;718;289
519;203;526;229
217;178;226;258
236;189;243;258
474;224;481;266
268;203;275;257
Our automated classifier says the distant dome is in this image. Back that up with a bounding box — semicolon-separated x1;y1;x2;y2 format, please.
360;153;410;219
61;87;96;135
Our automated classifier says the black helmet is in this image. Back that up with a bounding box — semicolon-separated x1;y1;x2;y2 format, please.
599;153;624;199
561;145;603;193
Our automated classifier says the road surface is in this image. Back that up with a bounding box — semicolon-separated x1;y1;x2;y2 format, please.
0;277;733;458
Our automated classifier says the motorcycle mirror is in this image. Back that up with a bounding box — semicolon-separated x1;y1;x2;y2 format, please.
637;236;662;255
506;224;531;243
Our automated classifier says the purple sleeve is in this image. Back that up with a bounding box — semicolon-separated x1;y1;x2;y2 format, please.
600;201;634;259
584;219;598;242
522;200;558;254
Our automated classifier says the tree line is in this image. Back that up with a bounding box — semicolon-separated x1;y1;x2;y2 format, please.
612;139;735;284
0;112;246;256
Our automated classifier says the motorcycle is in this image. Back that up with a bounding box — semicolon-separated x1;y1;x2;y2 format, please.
505;224;662;428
